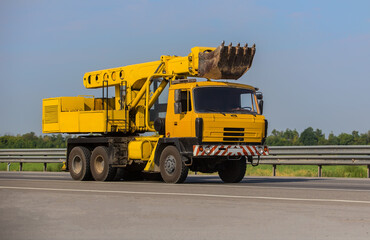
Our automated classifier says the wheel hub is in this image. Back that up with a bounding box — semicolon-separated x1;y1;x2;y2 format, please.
72;156;82;173
95;155;104;174
164;155;176;174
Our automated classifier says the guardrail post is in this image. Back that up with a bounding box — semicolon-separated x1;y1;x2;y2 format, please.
7;162;10;171
43;163;47;172
367;165;370;178
272;164;277;176
318;165;322;177
20;162;23;171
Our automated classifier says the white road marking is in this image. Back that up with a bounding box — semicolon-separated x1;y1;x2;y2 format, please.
1;186;370;204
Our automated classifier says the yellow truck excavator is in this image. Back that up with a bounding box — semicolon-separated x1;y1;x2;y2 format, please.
43;42;269;183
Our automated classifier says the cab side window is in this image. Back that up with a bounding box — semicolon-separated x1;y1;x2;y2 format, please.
180;91;191;112
174;89;192;114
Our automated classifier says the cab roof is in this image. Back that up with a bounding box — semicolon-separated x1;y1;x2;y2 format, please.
169;79;256;91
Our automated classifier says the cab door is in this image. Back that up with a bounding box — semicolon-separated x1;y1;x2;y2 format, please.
166;88;194;138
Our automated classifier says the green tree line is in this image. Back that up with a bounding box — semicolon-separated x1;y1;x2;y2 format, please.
0;128;369;148
0;132;69;148
266;127;370;146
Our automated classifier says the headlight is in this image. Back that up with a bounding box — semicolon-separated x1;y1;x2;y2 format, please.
205;147;211;154
257;146;264;154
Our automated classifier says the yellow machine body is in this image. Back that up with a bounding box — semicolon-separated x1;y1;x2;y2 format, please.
42;43;268;177
43;81;265;144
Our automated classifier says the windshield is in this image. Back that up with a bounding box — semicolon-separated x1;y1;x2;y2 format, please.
193;87;258;114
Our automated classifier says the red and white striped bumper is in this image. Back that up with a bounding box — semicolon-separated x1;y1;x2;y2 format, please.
193;145;269;157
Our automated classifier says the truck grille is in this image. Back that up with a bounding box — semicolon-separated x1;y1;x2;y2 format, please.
223;128;244;142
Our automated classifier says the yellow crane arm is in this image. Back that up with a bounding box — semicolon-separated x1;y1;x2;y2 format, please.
82;43;256;90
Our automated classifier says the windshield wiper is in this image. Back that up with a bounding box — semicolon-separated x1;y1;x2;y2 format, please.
205;108;226;116
231;107;257;116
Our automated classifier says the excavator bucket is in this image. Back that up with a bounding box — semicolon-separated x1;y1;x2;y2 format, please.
198;42;256;80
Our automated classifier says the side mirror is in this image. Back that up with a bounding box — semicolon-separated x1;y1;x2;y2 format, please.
258;100;264;115
174;89;181;103
256;92;263;100
174;102;182;114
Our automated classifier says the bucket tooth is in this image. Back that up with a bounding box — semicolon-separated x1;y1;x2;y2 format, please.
227;43;233;56
235;43;240;54
243;43;248;55
198;42;256;80
234;44;243;67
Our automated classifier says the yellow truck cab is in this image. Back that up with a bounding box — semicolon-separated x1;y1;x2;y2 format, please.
43;42;269;183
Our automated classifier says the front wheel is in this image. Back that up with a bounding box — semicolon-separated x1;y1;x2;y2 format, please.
218;158;246;183
160;146;188;183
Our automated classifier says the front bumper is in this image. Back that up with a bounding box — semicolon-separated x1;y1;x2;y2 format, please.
193;145;269;157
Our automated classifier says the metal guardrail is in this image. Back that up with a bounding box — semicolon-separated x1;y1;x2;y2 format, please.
0;148;65;171
261;145;370;178
0;146;369;177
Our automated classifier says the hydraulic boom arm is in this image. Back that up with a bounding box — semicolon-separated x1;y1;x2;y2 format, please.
83;42;256;89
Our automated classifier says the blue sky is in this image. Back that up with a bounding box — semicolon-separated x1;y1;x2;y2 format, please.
0;0;369;136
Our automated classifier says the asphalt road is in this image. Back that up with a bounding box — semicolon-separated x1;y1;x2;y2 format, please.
0;172;369;240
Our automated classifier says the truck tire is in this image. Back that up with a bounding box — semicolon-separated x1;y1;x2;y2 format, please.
90;146;117;181
218;158;246;183
160;146;188;183
68;146;92;181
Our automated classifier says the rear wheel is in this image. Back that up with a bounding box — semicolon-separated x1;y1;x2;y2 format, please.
218;158;246;183
160;146;188;183
90;146;117;181
68;146;92;181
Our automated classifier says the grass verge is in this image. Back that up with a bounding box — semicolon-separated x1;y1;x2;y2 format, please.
0;163;367;178
246;165;368;178
0;162;63;172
